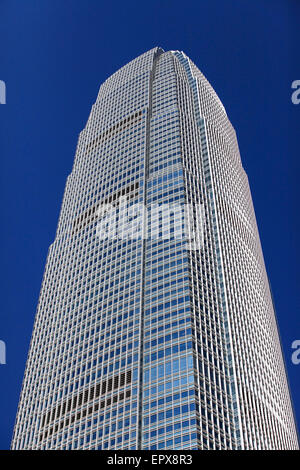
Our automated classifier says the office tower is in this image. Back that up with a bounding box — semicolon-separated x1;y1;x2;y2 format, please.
12;48;298;450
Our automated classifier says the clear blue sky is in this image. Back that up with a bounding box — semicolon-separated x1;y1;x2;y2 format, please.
0;0;299;450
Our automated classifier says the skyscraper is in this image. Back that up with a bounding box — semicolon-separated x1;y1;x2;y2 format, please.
12;47;298;450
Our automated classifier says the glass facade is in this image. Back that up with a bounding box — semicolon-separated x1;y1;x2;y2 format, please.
12;48;298;450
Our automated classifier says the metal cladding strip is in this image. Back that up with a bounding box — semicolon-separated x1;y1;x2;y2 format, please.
137;47;163;450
